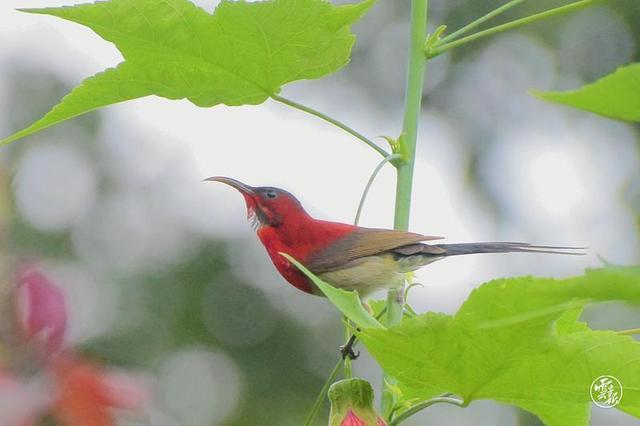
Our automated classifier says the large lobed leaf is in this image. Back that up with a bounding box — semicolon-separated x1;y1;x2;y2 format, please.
359;267;640;425
1;0;375;145
532;63;640;122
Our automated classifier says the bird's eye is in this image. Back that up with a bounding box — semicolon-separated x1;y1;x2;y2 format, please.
265;190;278;199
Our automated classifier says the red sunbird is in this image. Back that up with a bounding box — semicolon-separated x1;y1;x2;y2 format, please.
206;177;583;298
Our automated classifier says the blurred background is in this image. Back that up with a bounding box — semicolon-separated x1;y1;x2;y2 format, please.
0;0;639;424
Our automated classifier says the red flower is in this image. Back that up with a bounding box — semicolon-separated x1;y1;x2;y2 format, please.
50;356;146;426
4;264;147;426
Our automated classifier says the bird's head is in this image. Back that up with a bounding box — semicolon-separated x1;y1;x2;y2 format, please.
205;176;308;228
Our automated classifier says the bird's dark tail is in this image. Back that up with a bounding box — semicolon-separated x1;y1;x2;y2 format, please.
433;242;586;257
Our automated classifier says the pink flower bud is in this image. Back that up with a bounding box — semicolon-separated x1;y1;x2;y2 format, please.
16;265;67;354
329;378;386;426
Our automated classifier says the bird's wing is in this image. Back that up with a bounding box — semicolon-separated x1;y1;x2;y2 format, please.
306;227;443;273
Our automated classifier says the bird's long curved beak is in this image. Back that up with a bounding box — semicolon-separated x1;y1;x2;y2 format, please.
204;176;256;195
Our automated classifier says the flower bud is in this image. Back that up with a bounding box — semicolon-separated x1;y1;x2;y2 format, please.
16;265;67;354
329;378;386;426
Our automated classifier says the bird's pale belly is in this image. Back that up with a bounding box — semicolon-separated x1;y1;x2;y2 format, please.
317;254;405;298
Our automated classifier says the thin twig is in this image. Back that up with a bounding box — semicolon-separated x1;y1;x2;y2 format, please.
439;0;527;43
354;153;401;225
271;94;390;158
303;358;344;426
388;396;464;425
617;327;640;336
427;0;598;58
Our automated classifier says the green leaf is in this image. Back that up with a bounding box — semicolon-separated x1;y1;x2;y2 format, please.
359;267;640;425
1;0;375;145
531;63;640;122
280;253;383;330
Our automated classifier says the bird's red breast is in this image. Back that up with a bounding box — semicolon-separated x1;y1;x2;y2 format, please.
257;218;356;294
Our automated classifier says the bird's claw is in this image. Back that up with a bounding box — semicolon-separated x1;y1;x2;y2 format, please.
339;344;360;360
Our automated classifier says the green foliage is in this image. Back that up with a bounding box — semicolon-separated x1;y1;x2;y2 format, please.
3;0;638;425
282;253;383;330
358;267;640;425
1;0;375;145
532;63;640;122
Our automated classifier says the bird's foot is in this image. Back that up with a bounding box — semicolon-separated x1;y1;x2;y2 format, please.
339;343;360;360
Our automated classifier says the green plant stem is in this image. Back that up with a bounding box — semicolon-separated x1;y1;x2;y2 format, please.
347;148;401;380
271;94;390;158
343;317;354;378
381;0;428;418
394;0;427;231
388;396;464;426
618;327;640;336
304;308;384;425
427;0;598;58
354;153;401;225
439;0;527;43
304;358;344;426
343;356;353;379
